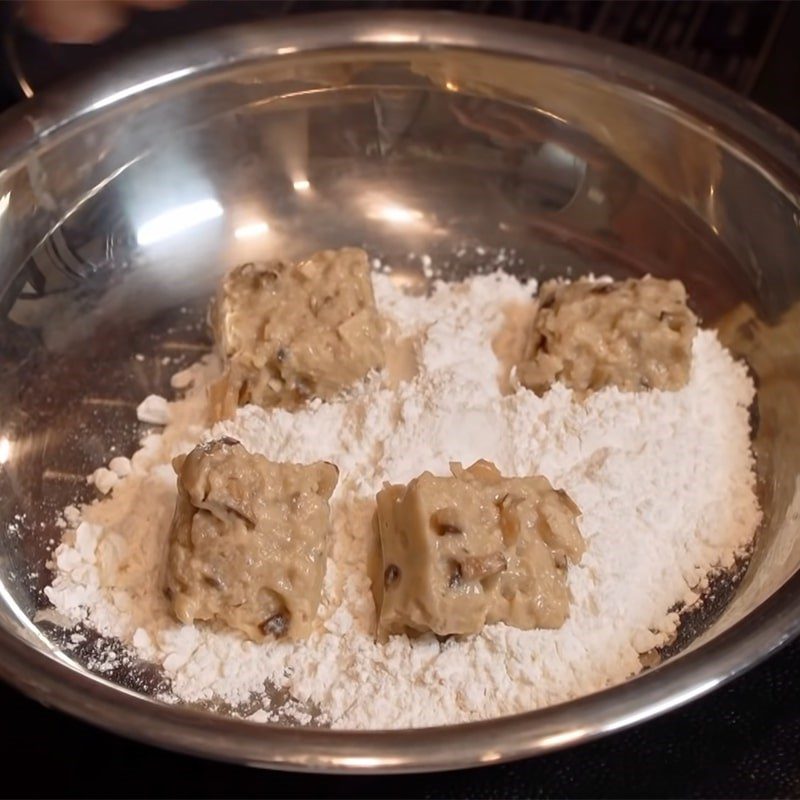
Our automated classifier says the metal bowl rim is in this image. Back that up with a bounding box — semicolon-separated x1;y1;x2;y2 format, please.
1;10;799;773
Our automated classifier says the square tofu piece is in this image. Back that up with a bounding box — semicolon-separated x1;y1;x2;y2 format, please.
517;277;697;395
210;247;385;419
372;460;584;638
164;438;338;641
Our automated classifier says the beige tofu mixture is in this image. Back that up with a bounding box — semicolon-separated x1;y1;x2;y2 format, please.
517;277;697;395
209;247;385;420
371;460;584;638
162;264;703;645
164;438;338;641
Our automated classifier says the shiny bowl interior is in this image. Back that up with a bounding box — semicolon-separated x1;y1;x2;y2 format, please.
1;11;800;773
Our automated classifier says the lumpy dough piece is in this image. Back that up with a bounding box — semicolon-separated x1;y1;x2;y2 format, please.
209;247;385;419
371;460;584;638
517;276;697;395
164;438;338;641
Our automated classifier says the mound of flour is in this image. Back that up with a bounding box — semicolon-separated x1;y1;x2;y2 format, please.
45;271;761;729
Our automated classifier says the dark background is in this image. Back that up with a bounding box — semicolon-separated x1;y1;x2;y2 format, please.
2;2;800;797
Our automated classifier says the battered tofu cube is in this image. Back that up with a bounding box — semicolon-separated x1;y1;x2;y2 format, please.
517;277;697;395
372;460;584;638
164;438;338;641
210;247;385;419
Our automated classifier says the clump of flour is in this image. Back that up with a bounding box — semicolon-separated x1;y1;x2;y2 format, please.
45;270;761;729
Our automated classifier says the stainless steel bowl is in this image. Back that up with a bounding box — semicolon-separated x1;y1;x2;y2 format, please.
1;11;800;773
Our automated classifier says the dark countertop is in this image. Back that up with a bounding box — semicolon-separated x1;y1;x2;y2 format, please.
2;2;800;797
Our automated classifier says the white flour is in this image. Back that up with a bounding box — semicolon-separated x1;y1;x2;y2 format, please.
46;271;761;729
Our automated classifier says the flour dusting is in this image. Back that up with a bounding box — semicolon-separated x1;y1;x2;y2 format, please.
45;270;761;729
